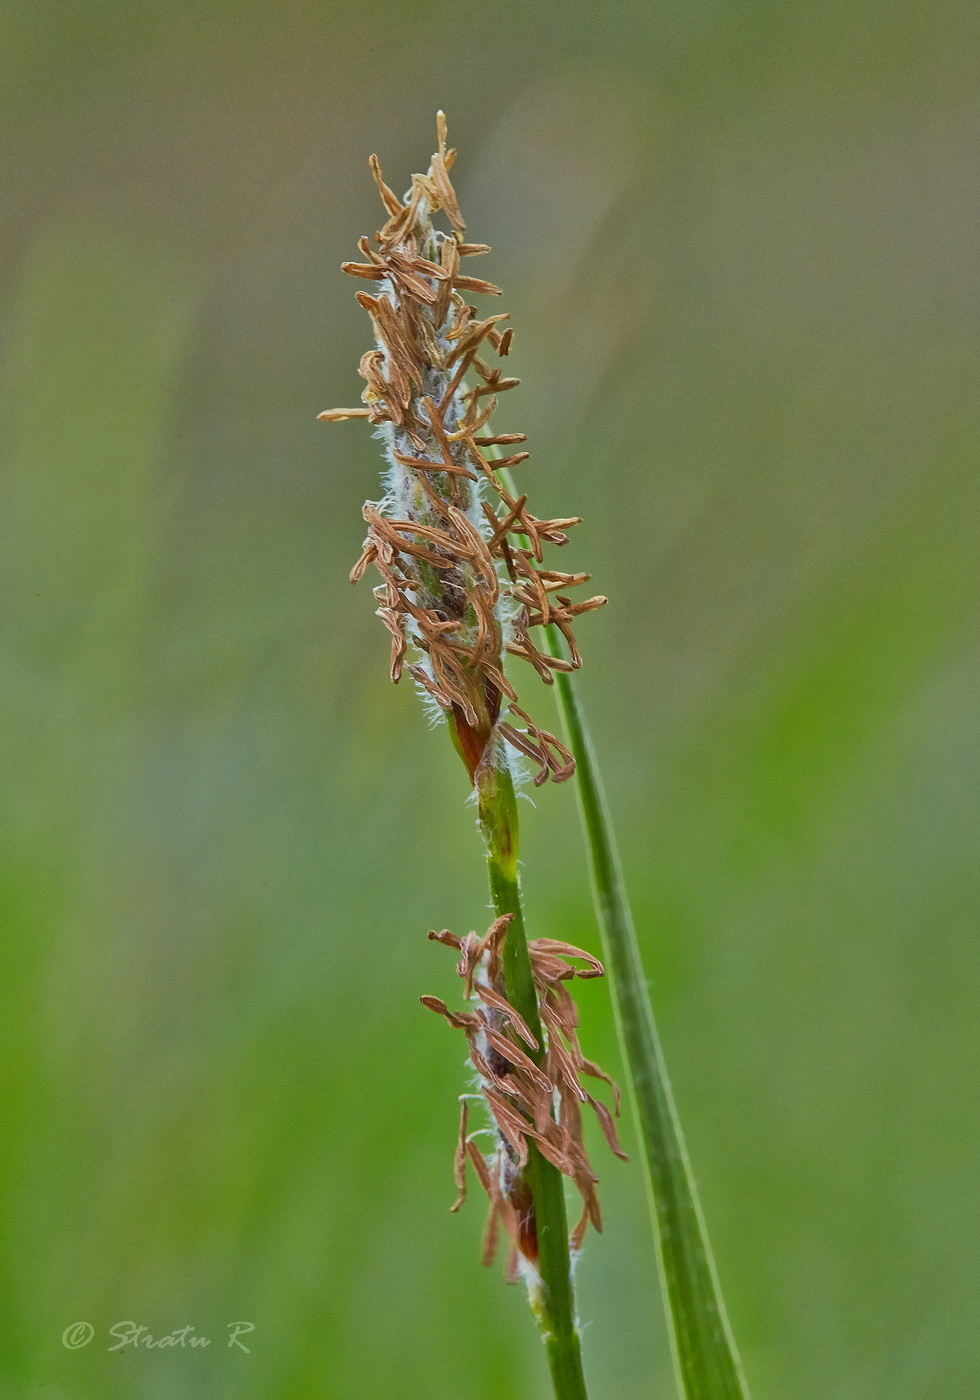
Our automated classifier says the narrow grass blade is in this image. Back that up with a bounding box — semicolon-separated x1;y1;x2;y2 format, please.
545;625;750;1400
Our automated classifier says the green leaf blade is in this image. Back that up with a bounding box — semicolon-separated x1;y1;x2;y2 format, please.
547;628;750;1400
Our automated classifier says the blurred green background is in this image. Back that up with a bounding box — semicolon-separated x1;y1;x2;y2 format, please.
1;2;979;1396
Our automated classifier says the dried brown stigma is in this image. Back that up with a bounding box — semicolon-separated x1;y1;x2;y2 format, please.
321;113;607;785
422;915;627;1274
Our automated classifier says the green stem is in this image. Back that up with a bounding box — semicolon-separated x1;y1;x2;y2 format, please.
544;625;749;1400
476;753;590;1400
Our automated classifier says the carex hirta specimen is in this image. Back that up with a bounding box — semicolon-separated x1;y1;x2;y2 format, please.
322;114;617;1399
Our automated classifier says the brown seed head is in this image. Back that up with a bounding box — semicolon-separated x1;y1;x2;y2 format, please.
422;915;627;1270
322;114;606;784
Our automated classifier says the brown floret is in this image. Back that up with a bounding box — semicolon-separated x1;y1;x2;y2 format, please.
321;114;607;784
422;915;627;1270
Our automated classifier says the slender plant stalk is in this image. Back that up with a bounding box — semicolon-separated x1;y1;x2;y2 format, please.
475;754;589;1400
544;626;749;1400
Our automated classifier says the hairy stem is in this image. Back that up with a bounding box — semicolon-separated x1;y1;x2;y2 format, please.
475;752;590;1400
543;625;749;1400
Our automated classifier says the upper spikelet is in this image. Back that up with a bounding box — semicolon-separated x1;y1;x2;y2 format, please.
321;113;606;785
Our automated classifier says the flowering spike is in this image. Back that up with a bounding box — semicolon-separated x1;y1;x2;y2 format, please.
321;114;606;783
421;916;626;1268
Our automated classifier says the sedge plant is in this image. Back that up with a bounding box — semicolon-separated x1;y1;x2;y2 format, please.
322;114;749;1400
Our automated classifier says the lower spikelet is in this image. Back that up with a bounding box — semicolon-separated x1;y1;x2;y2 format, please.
421;915;627;1274
321;113;606;785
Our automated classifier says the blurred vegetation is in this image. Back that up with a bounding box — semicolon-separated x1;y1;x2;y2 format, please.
0;2;979;1396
